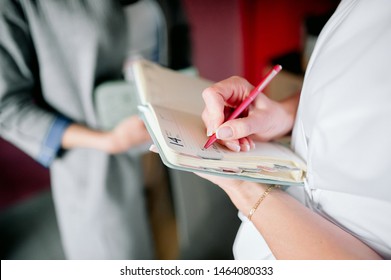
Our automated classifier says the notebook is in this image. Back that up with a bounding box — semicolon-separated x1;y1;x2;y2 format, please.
130;59;306;186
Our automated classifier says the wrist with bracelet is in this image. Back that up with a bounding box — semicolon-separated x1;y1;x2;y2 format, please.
247;185;280;221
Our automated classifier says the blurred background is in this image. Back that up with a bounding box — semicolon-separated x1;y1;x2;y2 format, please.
0;0;338;260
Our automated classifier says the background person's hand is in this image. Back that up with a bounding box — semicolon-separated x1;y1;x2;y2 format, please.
62;115;151;154
106;115;151;154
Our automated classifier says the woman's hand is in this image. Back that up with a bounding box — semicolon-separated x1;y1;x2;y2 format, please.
195;171;269;213
62;115;151;154
201;76;300;152
105;115;151;154
150;142;269;214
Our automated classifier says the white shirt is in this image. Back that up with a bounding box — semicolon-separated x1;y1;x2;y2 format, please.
233;0;391;259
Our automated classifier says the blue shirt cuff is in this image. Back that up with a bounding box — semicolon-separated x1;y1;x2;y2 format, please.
38;116;71;167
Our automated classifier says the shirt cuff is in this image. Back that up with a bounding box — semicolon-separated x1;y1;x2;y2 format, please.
37;116;71;167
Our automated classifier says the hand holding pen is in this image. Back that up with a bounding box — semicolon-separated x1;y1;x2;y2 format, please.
201;65;297;152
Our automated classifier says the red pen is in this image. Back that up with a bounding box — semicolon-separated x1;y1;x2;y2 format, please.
203;65;282;149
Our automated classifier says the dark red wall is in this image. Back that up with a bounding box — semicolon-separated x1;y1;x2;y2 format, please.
183;0;338;84
0;138;50;209
240;0;338;84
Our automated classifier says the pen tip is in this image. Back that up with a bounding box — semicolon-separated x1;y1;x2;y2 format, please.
203;135;216;149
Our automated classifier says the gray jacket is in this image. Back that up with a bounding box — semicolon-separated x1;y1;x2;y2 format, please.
0;0;127;163
0;0;158;259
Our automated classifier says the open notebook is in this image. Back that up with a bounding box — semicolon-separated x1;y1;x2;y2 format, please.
130;59;306;186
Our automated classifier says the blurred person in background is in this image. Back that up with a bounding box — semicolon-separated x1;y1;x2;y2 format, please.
0;0;166;259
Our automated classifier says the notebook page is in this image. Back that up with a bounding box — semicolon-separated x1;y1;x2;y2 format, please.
150;105;306;169
132;59;212;115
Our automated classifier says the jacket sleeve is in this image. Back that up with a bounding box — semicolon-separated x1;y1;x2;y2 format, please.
0;1;71;167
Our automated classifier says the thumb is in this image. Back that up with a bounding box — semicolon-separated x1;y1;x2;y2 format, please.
215;114;259;140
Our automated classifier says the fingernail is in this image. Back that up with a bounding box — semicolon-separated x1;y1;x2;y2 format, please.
206;121;217;136
216;126;233;139
250;141;256;150
149;144;158;153
225;142;240;152
240;143;250;152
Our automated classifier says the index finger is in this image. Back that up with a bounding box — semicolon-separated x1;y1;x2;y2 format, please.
201;76;254;135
